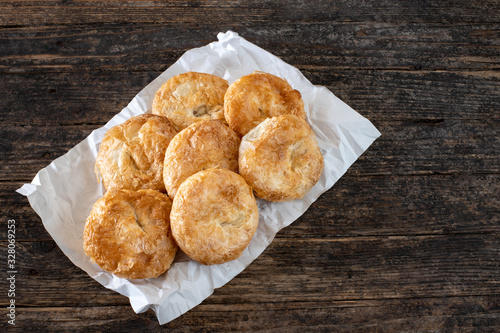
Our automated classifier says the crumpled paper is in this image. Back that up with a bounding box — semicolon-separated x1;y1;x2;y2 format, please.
17;31;381;324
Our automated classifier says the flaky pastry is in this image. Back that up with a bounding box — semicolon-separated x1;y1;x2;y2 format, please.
224;71;306;137
170;168;259;265
239;114;324;202
83;189;178;279
95;114;177;192
152;72;229;131
163;119;240;198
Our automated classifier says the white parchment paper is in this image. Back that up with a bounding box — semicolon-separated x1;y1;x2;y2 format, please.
17;31;381;324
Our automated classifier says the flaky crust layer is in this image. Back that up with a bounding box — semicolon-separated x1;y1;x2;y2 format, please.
224;71;306;137
163;119;240;198
170;169;259;265
95;114;177;192
83;189;178;279
152;72;229;131
239;115;324;202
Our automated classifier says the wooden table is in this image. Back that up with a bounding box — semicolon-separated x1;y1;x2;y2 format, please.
1;1;499;331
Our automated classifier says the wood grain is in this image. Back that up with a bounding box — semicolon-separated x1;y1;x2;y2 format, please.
1;22;499;74
1;119;498;184
7;295;498;332
1;0;499;331
1;70;498;128
1;234;499;330
2;234;498;306
3;173;499;242
0;0;499;26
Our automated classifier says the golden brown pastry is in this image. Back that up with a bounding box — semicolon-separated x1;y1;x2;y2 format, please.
239;115;324;202
152;72;229;131
170;168;259;265
83;189;177;279
163;119;240;199
224;71;306;137
95;114;177;192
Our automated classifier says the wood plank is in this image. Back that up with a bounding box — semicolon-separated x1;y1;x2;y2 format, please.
1;118;498;183
221;234;500;302
7;295;500;331
352;119;500;176
3;173;499;242
286;173;500;238
2;233;498;308
0;69;498;129
0;21;498;74
0;72;157;126
0;0;499;27
308;69;500;122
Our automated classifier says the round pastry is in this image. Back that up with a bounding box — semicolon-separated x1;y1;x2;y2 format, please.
239;114;324;202
95;114;177;192
83;189;178;279
152;72;229;131
170;168;259;265
163;119;240;198
224;71;306;137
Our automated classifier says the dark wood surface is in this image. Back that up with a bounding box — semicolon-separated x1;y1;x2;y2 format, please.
1;1;499;331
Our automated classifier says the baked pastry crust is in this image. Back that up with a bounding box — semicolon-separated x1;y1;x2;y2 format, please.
224;71;306;137
95;114;177;192
83;189;178;279
170;168;259;265
239;115;324;202
163;119;240;198
152;72;229;131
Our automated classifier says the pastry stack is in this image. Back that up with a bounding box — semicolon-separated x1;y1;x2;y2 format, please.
83;71;324;279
